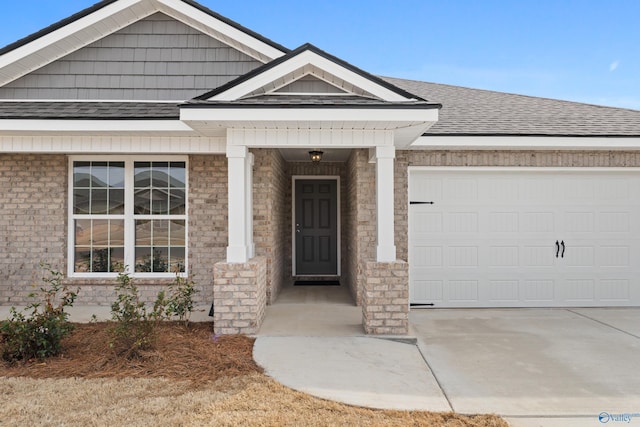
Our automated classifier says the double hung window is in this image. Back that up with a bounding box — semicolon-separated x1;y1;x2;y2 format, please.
69;157;187;277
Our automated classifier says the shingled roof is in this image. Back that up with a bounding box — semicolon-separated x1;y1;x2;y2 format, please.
0;102;179;119
383;76;640;137
1;80;639;138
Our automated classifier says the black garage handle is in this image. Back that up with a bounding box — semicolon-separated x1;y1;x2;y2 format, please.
561;240;565;258
555;240;560;258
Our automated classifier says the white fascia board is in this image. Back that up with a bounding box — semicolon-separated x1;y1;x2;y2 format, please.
181;106;438;124
156;0;286;62
0;0;153;83
0;119;195;134
210;50;410;102
412;135;640;150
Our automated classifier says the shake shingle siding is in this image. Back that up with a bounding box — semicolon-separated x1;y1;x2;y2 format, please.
0;13;261;101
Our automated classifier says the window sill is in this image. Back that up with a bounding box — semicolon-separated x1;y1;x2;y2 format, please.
63;277;177;286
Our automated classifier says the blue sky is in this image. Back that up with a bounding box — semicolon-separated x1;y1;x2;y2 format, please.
0;0;638;110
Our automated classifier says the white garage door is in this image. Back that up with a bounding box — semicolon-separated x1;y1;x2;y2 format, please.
409;168;640;307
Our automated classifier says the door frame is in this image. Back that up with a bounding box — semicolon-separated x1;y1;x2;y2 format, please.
292;175;341;277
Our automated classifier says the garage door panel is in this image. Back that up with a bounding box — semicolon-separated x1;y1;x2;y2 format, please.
410;169;640;308
598;212;630;233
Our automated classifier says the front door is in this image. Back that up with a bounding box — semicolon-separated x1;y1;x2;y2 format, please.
294;179;338;275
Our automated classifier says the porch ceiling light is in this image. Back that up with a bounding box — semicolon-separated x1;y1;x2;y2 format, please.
309;150;324;163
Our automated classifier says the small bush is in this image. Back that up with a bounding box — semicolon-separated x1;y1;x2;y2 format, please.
0;264;78;362
166;273;198;327
108;272;167;358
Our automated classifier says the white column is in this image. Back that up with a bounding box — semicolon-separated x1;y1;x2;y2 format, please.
375;145;397;262
226;145;253;263
246;152;255;259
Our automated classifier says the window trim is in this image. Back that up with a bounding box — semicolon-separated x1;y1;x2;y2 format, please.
67;155;189;278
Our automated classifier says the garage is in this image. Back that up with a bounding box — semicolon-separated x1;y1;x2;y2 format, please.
409;168;640;307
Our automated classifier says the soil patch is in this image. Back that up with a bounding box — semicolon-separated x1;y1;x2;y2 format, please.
1;322;260;385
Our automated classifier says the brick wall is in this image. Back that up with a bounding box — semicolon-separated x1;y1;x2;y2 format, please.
1;154;227;306
362;261;409;335
188;154;228;303
253;149;287;304
345;149;376;305
0;154;67;304
213;256;267;335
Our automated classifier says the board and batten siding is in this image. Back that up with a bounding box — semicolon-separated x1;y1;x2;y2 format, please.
0;13;261;101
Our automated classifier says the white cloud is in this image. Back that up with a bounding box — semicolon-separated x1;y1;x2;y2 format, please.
609;61;620;71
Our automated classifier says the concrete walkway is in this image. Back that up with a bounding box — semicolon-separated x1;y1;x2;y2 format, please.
255;290;640;426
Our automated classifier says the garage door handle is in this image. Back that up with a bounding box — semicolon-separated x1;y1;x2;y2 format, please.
410;201;434;205
555;241;560;258
561;240;566;258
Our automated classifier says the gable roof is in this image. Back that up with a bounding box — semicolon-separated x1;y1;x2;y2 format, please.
192;43;431;104
0;0;288;88
384;77;640;137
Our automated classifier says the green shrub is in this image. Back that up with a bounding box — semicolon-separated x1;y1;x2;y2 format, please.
108;272;167;358
0;264;78;362
166;273;198;327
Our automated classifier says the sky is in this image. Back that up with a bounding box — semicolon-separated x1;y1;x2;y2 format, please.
0;0;638;110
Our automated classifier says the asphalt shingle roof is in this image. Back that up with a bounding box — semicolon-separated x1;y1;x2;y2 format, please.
1;80;639;138
383;76;640;137
0;102;179;119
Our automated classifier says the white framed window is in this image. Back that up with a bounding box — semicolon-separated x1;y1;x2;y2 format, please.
68;156;188;278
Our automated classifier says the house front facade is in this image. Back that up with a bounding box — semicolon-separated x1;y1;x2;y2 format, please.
2;0;640;335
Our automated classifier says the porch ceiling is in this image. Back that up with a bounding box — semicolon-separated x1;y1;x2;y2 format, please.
279;147;351;162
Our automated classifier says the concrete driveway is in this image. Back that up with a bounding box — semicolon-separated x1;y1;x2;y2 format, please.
411;308;640;426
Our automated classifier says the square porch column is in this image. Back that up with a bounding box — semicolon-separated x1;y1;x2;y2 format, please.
375;145;396;262
226;145;254;263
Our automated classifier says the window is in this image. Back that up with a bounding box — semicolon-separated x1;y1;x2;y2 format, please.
69;157;187;277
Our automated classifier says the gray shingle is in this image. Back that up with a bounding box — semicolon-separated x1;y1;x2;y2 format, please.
0;102;179;119
382;76;640;136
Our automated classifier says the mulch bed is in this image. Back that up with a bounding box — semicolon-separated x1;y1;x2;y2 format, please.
0;322;261;386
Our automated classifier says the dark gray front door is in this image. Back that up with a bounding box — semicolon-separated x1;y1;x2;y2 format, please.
295;179;338;275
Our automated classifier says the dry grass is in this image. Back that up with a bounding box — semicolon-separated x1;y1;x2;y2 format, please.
0;322;508;427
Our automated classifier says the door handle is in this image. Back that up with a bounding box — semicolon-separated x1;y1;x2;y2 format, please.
555;240;560;258
561;240;565;258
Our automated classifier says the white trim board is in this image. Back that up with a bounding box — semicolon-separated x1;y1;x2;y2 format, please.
0;135;226;154
412;136;640;150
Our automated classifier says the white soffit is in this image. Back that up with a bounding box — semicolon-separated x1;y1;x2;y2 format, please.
208;50;414;102
0;0;286;87
412;135;640;150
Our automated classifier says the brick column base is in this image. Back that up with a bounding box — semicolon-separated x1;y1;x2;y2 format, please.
213;256;267;335
362;260;409;335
